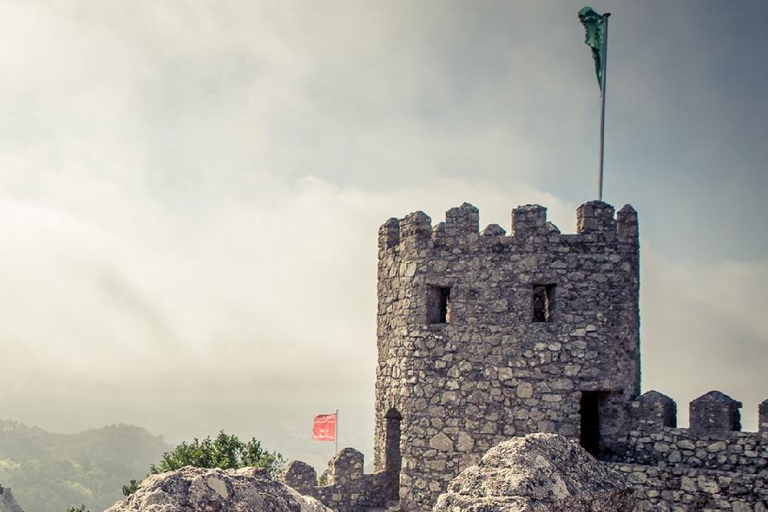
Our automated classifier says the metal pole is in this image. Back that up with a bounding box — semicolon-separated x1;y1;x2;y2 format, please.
335;408;339;455
598;13;610;201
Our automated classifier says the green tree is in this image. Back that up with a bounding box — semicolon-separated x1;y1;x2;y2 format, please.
66;505;89;512
123;431;284;496
120;479;139;497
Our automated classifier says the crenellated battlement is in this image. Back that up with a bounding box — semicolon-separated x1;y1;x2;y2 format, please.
511;204;558;239
378;201;638;258
283;198;765;512
629;390;768;437
577;200;616;237
630;390;678;429
619;390;768;475
616;204;638;241
445;202;480;245
761;399;768;433
281;450;391;512
369;199;764;511
690;390;743;436
375;200;642;510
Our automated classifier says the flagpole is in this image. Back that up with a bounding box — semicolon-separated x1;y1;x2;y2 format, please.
597;13;610;201
334;408;339;455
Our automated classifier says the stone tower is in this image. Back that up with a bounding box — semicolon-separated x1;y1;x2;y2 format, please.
373;200;640;510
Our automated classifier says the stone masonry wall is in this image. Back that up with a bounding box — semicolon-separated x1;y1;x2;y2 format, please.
281;449;389;512
374;201;641;511
601;390;768;510
610;463;767;511
616;390;768;475
620;428;768;475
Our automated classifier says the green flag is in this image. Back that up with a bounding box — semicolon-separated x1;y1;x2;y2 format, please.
578;6;608;90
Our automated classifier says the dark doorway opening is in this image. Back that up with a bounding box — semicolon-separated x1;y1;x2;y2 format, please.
385;408;402;500
580;391;601;457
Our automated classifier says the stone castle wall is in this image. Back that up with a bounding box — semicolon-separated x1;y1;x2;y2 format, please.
282;449;390;512
611;390;768;510
618;391;768;474
621;427;767;475
611;463;768;511
374;201;641;510
281;201;766;512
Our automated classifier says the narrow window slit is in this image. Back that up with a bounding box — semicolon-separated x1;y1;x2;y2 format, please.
427;285;451;324
532;284;555;322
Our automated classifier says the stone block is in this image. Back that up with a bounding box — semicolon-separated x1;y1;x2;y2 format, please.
689;391;742;437
759;399;768;433
576;200;616;236
631;390;677;429
511;204;547;238
281;460;319;497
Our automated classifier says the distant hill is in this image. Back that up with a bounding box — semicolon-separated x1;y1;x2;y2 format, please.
0;420;169;512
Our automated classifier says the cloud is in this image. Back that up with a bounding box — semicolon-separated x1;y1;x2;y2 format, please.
0;2;572;443
1;172;765;460
0;172;572;424
0;1;765;465
641;249;768;429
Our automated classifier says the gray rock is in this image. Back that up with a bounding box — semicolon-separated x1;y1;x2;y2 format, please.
104;466;330;512
0;487;24;512
433;434;636;511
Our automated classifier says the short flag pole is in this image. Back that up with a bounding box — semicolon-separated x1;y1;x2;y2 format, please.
312;410;339;455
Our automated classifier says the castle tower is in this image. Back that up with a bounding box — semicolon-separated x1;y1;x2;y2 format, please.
373;201;640;510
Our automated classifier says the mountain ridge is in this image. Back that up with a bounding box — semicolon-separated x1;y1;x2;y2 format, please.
0;419;169;512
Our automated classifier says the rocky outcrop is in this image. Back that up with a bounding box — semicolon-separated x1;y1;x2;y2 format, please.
105;466;330;512
0;487;24;512
433;433;636;512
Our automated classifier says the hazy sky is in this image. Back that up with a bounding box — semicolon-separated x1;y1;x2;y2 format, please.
0;1;766;467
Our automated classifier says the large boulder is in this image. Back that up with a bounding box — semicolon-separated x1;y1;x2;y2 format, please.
433;433;636;512
105;466;330;512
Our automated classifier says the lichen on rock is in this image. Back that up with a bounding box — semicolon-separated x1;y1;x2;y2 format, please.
433;433;636;512
105;466;330;512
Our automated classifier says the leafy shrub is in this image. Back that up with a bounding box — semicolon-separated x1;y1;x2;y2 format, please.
123;431;284;496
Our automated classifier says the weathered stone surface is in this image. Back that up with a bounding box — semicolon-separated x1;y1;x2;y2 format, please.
612;417;768;484
374;201;641;510
430;433;454;452
433;434;636;511
283;450;391;512
630;390;677;429
368;200;765;511
0;488;24;512
611;463;768;511
689;391;742;437
105;466;330;512
320;448;364;486
282;460;319;498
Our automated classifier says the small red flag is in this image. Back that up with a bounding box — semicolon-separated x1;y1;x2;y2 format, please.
313;413;337;441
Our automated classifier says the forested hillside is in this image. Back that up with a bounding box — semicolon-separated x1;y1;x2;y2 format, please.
0;420;169;512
